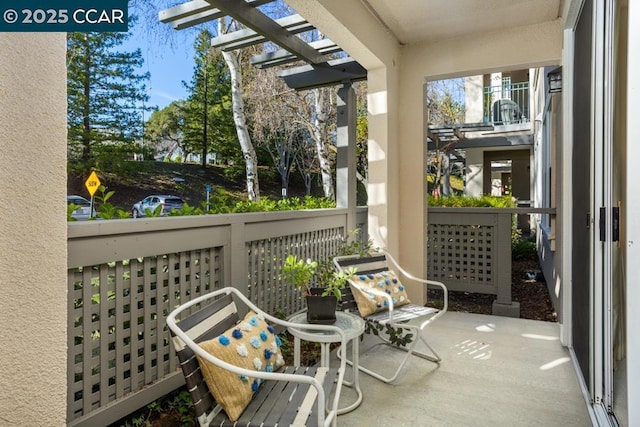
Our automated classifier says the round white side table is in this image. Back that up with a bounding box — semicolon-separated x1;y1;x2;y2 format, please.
287;311;365;414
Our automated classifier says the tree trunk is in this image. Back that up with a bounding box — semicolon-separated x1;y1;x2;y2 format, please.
442;152;452;196
434;152;442;195
202;66;208;168
219;20;260;200
82;38;91;164
313;89;334;200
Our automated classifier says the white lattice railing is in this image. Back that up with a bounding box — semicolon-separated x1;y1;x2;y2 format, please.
67;208;367;426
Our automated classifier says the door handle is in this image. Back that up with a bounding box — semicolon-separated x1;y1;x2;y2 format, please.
612;206;620;242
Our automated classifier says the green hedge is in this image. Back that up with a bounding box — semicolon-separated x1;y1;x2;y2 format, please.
427;195;516;208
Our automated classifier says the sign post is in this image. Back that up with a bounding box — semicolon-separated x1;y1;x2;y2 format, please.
84;171;101;219
205;184;211;211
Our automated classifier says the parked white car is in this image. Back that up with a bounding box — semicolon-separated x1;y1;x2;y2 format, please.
131;195;185;218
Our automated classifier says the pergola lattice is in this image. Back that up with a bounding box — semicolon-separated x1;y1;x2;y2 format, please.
159;0;367;90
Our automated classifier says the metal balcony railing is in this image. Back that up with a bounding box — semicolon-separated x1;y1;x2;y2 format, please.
483;82;530;125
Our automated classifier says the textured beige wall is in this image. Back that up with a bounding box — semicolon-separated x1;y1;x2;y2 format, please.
0;34;67;425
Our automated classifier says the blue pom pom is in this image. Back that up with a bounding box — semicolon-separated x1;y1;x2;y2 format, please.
383;300;389;306
385;289;391;294
264;349;273;360
249;317;259;326
260;331;268;342
218;335;230;346
399;285;405;291
359;275;367;280
385;279;391;285
252;380;259;392
250;337;261;348
232;329;243;339
266;363;274;373
275;335;282;347
367;274;374;279
392;278;398;284
267;325;275;334
239;375;249;382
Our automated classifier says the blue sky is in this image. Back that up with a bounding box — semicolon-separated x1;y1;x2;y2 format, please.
120;23;197;111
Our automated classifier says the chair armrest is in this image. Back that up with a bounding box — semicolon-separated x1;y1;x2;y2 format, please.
381;250;448;313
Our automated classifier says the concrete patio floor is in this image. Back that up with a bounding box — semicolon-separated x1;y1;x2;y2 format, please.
331;311;592;427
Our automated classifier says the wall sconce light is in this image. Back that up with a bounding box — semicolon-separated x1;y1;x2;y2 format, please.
548;66;562;93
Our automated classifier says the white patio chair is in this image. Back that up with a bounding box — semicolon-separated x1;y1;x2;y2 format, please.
166;287;347;426
333;250;448;383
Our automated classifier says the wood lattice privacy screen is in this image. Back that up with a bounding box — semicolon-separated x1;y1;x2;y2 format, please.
427;209;513;296
67;248;223;421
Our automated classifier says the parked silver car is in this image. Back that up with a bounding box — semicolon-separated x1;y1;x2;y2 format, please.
67;195;94;220
131;195;185;218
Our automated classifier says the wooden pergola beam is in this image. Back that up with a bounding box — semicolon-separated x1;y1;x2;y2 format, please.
251;38;340;68
159;0;272;30
210;14;312;51
278;58;366;90
208;0;329;65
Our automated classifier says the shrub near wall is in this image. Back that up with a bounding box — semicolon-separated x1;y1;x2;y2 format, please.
427;194;516;208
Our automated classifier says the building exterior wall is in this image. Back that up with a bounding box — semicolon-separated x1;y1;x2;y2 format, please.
0;34;67;425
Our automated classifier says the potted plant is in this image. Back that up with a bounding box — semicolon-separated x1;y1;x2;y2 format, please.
281;255;354;324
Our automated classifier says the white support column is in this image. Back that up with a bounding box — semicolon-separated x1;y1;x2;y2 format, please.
336;82;357;234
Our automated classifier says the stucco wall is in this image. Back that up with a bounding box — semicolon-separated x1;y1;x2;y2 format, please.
0;34;67;425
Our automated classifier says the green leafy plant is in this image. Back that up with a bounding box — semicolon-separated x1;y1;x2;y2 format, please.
320;267;356;299
67;203;82;221
115;388;196;427
143;204;163;217
280;254;354;299
169;202;203;216
93;185;130;220
512;235;537;260
281;255;318;296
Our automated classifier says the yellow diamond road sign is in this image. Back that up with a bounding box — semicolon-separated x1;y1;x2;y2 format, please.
85;171;101;197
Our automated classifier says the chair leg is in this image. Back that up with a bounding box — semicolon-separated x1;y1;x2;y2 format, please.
338;326;439;384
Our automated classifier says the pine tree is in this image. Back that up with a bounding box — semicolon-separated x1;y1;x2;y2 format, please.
67;27;150;169
182;29;236;168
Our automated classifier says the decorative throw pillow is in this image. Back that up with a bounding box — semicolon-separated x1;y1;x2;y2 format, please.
197;311;285;421
348;270;411;317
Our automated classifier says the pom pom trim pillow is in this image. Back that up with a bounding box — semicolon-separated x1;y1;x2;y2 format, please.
348;270;410;317
197;311;285;421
